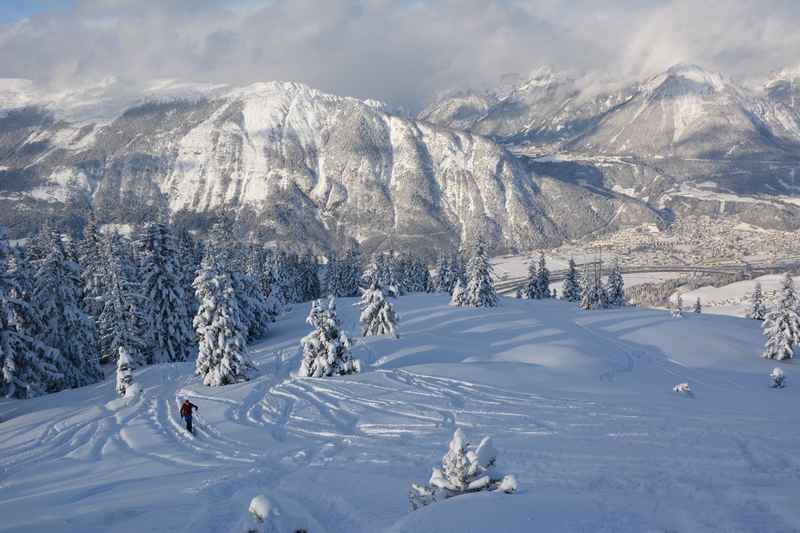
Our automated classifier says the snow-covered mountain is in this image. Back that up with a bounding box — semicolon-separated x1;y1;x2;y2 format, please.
0;80;658;254
424;64;800;231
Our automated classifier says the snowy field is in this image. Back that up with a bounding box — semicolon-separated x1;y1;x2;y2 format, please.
681;274;800;318
1;295;798;532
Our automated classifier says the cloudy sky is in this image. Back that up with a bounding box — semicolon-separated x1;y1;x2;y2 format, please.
1;0;799;111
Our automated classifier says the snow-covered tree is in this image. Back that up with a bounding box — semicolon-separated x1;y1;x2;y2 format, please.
357;282;399;338
136;222;194;363
762;273;800;361
579;267;597;310
116;347;135;396
770;367;786;388
298;297;358;378
671;294;684;318
33;231;102;388
409;428;517;510
0;232;62;398
747;282;767;321
434;254;451;293
77;212;107;322
561;258;581;302
523;259;538;299
606;263;625;307
693;297;702;314
535;252;550;299
450;279;466;307
97;237;148;366
193;256;253;386
461;241;497;308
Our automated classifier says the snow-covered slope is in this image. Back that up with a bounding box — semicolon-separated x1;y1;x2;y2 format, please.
1;295;796;532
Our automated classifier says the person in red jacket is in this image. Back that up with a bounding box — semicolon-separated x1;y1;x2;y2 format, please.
179;399;199;434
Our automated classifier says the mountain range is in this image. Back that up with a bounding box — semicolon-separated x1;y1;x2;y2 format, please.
1;64;799;255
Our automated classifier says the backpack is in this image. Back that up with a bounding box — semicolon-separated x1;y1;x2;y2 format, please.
180;402;192;417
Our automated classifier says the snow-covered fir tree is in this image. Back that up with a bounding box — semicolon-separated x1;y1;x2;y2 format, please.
762;273;800;361
177;227;202;317
298;297;359;378
409;428;517;510
339;247;363;297
116;347;135;396
693;297;702;314
561;258;582;302
579;267;599;310
136;222;194;363
96;237;148;367
535;252;550;299
523;260;537;299
206;221;277;342
450;278;466;307
434;254;451;293
672;294;684;318
0;231;62;398
448;253;467;295
399;256;433;294
747;282;767;321
193;255;253;386
77;212;107;322
606;262;626;307
461;241;497;308
33;231;102;388
357;281;399;338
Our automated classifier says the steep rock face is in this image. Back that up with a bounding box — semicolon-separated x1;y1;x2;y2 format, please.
0;81;659;254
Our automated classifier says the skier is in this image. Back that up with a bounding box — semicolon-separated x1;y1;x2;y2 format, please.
179;399;199;434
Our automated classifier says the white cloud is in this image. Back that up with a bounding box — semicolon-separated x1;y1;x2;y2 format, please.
0;0;798;111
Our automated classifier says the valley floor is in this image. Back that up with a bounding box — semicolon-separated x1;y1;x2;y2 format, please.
1;295;798;532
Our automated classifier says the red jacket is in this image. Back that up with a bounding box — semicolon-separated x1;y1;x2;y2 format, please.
180;401;197;417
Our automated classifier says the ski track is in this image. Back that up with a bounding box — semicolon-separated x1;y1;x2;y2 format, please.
2;297;798;532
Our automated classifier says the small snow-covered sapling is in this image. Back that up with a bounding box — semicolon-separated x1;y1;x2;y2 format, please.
771;367;786;388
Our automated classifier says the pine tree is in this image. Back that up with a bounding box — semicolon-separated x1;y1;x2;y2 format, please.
206;222;277;342
193;256;253;386
33;231;102;388
747;282;767;321
136;222;194;364
77;212;107;322
0;233;63;398
762;273;800;361
523;260;537;299
450;278;466;307
434;254;451;293
693;297;702;314
561;258;581;303
298;297;358;378
409;428;517;510
116;347;135;396
535;252;550;299
177;228;201;317
672;294;683;318
462;241;497;308
340;247;363;297
579;267;595;310
357;281;399;338
97;237;148;366
606;263;625;307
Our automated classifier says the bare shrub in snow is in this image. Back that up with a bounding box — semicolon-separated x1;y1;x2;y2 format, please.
409;428;517;510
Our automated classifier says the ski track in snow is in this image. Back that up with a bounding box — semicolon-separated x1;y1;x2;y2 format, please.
1;296;798;532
